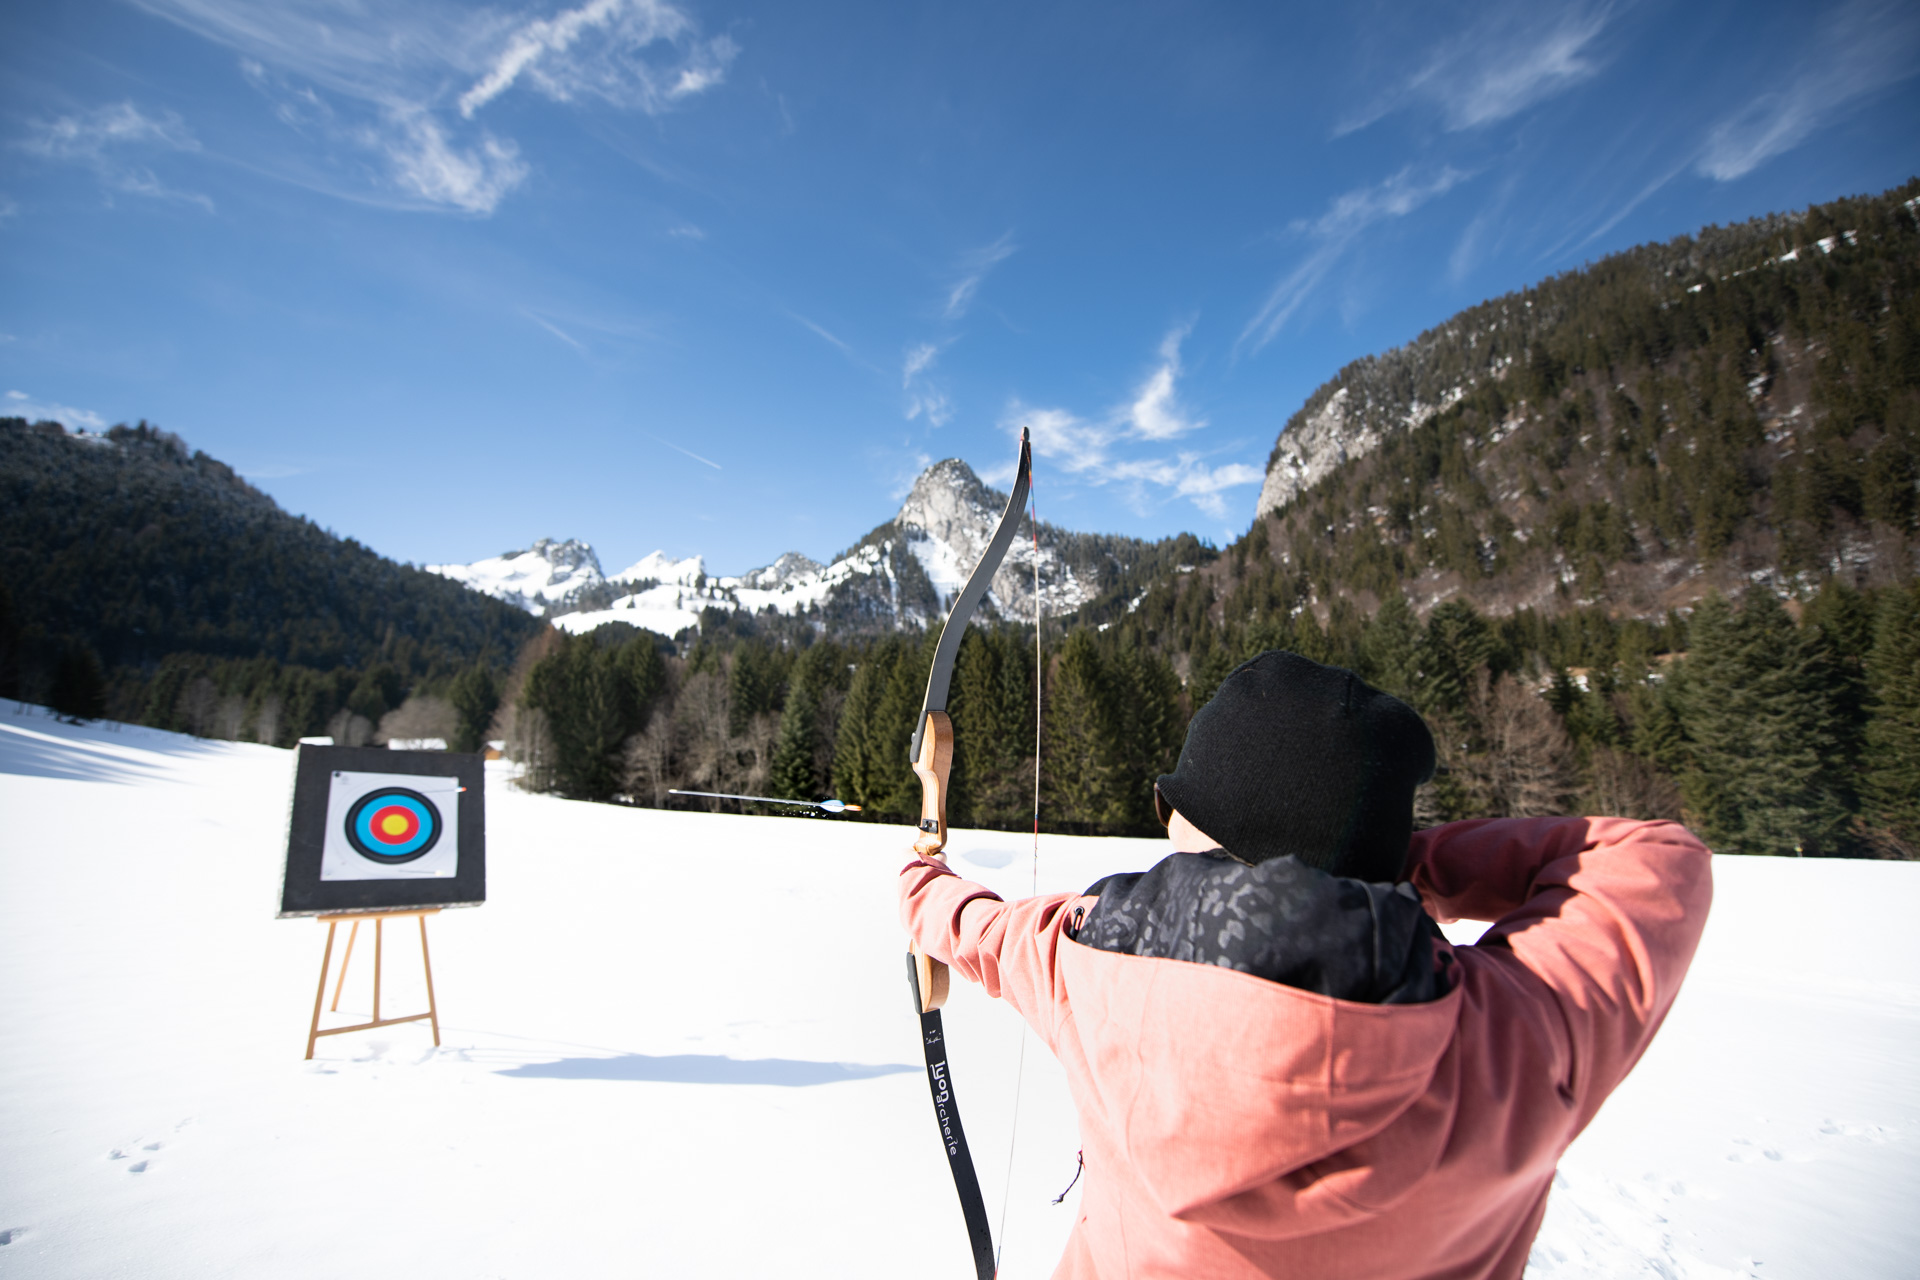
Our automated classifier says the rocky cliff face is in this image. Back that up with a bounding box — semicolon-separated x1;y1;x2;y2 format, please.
892;458;1094;620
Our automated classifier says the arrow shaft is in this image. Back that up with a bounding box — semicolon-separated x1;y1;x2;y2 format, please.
667;790;853;811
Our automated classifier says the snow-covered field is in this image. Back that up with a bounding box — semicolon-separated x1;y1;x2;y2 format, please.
1;702;1914;1278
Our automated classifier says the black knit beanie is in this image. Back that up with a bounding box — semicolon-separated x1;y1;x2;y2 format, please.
1156;650;1435;883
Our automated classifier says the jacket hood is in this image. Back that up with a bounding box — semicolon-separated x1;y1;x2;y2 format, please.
1057;932;1463;1228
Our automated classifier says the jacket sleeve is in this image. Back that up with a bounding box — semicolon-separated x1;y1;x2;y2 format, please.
1405;816;1713;1127
897;855;1083;1048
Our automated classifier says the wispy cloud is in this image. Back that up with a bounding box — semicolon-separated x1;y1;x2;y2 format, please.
17;101;214;210
376;108;527;214
943;233;1016;320
1240;166;1468;355
1128;324;1203;440
1697;0;1920;182
131;0;735;216
666;222;706;239
458;0;735;118
903;341;954;427
1339;3;1614;136
997;326;1258;517
5;389;108;430
1448;174;1522;283
902;342;939;383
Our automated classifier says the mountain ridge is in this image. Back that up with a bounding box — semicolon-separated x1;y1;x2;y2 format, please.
431;456;1168;638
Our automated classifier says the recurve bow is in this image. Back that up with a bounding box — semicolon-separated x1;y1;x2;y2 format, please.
904;426;1032;1280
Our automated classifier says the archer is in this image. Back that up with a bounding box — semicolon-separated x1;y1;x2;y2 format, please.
900;648;1711;1279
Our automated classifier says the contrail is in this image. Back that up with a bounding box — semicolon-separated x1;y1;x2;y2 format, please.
650;434;722;470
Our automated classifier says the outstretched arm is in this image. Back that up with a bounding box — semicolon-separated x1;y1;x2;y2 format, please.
898;855;1084;1046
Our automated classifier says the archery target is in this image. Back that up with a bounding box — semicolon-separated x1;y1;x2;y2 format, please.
320;770;462;881
345;788;441;863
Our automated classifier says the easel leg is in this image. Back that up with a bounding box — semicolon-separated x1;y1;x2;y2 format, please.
373;917;384;1024
306;920;339;1060
419;916;441;1047
329;919;360;1012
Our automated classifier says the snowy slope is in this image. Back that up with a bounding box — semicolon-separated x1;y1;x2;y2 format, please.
2;701;1915;1279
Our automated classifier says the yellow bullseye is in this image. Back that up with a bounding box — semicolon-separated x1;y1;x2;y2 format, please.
380;813;410;836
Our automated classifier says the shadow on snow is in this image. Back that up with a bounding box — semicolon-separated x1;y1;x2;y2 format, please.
0;701;271;784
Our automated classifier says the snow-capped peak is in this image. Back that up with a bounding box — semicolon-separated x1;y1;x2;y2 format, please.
427;538;605;616
734;552;826;591
611;551;706;587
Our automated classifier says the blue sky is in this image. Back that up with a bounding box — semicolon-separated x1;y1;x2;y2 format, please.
4;0;1918;575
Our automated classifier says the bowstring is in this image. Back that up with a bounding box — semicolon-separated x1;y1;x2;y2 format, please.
995;477;1044;1274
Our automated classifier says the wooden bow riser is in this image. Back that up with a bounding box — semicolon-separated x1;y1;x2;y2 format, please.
910;710;954;1013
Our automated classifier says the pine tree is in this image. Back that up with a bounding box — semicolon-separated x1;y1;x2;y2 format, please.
1682;593;1852;855
1359;593;1423;704
948;628;1036;829
1044;630;1125;830
1108;644;1184;830
448;664;501;753
770;651;824;801
1420;600;1495;716
1863;581;1920;849
726;642;783;736
832;637;903;814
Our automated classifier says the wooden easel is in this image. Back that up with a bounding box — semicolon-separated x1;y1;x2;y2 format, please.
305;909;441;1059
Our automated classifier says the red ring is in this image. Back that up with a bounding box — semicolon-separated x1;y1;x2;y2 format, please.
368;804;421;844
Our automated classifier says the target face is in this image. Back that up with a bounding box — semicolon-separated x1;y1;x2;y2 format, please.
317;768;462;883
344;788;442;864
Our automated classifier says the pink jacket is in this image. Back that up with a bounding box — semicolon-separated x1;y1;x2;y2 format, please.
898;817;1712;1279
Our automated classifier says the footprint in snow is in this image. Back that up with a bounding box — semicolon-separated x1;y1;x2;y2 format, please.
1725;1137;1783;1164
108;1129;181;1171
1820;1120;1896;1143
0;1228;24;1246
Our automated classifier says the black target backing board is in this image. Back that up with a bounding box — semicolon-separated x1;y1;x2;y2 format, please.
279;744;486;917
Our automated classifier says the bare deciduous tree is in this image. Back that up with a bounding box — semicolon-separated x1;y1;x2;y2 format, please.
253;693;283;745
1584;746;1683;820
623;710;675;807
674;671;732;795
326;707;375;748
177;677;219;738
377;695;459;747
1459;671;1577;818
506;705;554;792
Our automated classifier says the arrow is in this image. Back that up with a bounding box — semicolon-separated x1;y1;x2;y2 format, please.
666;789;862;813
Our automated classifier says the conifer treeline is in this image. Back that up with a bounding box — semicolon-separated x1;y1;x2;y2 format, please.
503;574;1920;858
